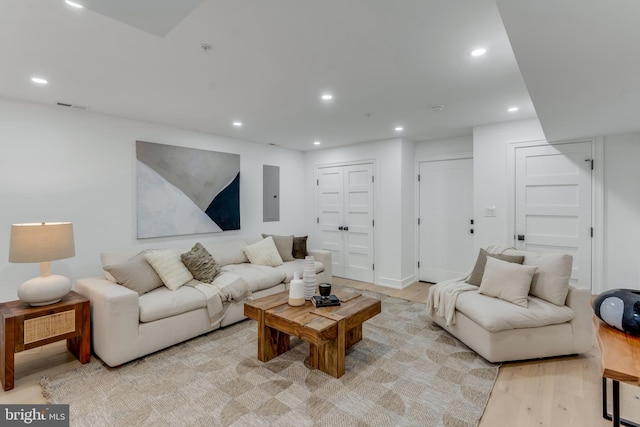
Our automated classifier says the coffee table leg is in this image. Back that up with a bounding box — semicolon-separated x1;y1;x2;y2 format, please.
313;318;346;378
346;324;362;348
257;312;289;362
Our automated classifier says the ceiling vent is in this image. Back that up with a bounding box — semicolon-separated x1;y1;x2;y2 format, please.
56;102;88;110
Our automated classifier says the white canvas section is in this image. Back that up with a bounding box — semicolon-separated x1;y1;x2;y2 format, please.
137;161;221;238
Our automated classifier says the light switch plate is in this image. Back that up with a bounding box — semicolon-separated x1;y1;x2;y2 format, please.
484;206;496;217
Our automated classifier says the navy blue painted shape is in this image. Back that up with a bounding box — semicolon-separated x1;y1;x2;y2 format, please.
206;172;240;230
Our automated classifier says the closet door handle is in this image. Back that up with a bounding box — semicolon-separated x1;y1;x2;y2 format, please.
338;226;344;231
343;226;349;231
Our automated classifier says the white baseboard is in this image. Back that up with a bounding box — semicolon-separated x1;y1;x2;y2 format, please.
375;274;417;289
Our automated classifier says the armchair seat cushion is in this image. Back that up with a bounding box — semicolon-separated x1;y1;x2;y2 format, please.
456;289;575;332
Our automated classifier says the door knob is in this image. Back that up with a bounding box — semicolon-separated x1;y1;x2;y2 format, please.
517;234;525;241
338;226;344;231
344;226;349;231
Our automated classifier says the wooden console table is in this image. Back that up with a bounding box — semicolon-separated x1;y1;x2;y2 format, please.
594;316;640;427
0;291;90;391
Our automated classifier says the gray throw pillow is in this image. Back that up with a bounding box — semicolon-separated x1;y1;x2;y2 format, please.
292;236;308;259
180;243;220;283
261;234;295;261
466;248;525;286
103;250;164;295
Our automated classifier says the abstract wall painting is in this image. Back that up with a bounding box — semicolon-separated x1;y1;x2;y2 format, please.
136;140;240;238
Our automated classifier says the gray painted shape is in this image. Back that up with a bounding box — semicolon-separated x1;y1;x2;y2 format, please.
136;140;239;212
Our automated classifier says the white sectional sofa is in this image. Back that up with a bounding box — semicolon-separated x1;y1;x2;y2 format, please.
427;246;593;363
76;238;331;367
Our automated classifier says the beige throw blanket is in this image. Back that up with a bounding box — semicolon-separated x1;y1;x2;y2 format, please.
189;272;252;326
426;244;514;326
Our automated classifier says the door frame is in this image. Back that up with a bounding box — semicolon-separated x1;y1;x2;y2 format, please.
506;139;604;293
314;159;376;282
415;152;473;283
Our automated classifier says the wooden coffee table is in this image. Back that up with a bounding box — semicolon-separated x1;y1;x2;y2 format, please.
244;289;381;378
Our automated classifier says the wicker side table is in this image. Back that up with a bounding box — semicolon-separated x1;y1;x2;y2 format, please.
0;290;90;391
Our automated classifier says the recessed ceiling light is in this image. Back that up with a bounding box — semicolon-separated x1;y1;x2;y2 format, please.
508;106;519;112
321;94;333;101
471;48;487;57
313;141;321;146
65;0;84;8
232;121;242;127
395;126;404;132
31;77;48;85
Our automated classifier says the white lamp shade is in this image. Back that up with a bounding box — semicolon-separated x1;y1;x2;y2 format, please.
9;222;75;263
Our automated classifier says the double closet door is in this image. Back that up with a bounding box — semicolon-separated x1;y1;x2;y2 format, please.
317;164;374;283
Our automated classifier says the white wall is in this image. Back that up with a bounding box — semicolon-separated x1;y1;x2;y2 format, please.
472;119;545;252
602;134;640;290
472;118;640;292
304;138;416;288
0;98;306;302
415;135;473;159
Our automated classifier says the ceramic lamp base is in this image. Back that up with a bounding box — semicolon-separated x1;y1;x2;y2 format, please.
18;275;71;306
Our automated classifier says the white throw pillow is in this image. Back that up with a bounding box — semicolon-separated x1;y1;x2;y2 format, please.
145;249;193;291
523;252;572;306
243;236;284;267
479;257;537;308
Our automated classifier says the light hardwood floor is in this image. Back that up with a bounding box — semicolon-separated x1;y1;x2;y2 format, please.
2;279;639;427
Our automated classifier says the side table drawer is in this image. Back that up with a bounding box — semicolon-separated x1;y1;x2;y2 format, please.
24;310;76;344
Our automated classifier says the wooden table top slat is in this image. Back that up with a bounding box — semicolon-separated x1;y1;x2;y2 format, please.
594;317;640;385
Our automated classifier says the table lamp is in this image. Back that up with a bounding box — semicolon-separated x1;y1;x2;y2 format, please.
9;222;75;306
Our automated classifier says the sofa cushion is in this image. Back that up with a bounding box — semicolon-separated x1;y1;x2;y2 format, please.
274;259;324;283
467;248;525;286
201;239;248;267
479;257;537;307
261;234;295;262
101;250;139;282
103;250;164;295
244;237;283;267
145;249;193;291
180;243;220;283
505;249;573;306
292;236;308;259
219;264;286;292
138;282;206;323
456;289;575;332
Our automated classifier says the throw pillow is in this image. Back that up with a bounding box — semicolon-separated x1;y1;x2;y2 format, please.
523;252;573;306
103;250;164;295
261;234;295;262
180;243;220;283
479;257;537;307
292;236;308;259
466;248;525;286
145;249;194;291
244;236;284;267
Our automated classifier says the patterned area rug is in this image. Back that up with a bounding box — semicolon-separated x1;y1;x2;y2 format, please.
41;290;499;426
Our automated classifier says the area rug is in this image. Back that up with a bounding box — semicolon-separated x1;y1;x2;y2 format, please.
41;290;499;427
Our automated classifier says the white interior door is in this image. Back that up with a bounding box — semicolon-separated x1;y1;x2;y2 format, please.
317;163;374;282
317;166;345;277
343;164;374;282
514;142;592;289
419;158;474;283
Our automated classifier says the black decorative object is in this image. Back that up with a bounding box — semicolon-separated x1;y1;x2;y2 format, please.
593;288;640;336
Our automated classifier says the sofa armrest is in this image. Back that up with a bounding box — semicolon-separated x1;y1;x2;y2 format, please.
565;285;593;353
75;276;141;367
307;249;332;285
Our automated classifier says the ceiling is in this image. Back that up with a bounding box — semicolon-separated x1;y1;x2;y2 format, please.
1;1;637;151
